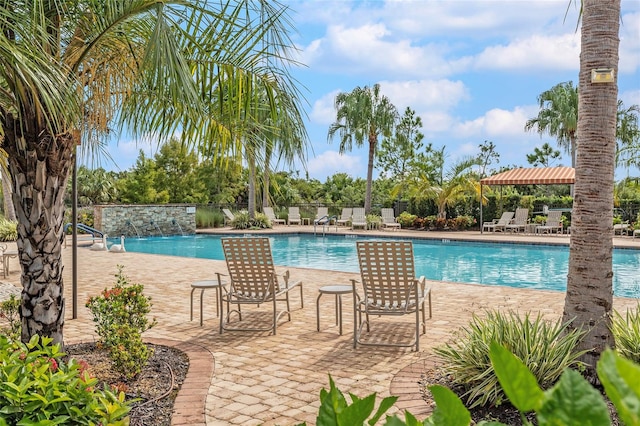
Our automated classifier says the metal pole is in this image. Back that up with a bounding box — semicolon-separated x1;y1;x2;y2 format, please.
72;148;78;319
480;184;483;234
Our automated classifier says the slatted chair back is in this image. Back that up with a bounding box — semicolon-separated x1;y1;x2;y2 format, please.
221;237;279;302
356;240;417;311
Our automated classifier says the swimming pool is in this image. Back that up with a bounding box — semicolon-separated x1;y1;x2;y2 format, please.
119;234;640;298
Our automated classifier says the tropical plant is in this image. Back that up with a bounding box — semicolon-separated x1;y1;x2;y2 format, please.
434;310;587;408
0;218;17;241
611;303;640;363
328;83;398;213
0;1;304;344
525;81;579;167
563;0;620;376
0;294;20;339
404;157;480;219
0;335;130;425
230;211;271;229
615;100;640;171
86;266;157;379
526;142;562;167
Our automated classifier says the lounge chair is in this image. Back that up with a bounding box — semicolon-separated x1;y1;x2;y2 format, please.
483;211;514;232
263;206;286;225
352;241;432;351
381;208;401;230
336;208;352;227
613;221;630;236
218;237;304;334
505;208;529;233
314;207;329;225
351;208;367;230
222;208;235;227
287;207;301;226
535;210;563;234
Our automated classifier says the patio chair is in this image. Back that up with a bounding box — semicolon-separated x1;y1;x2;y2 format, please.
352;241;432;351
535;210;564;234
381;208;401;230
482;211;514;232
505;208;529;233
263;206;286;225
287;206;301;225
314;207;330;225
336;208;353;227
218;237;304;335
222;208;235;227
351;207;367;230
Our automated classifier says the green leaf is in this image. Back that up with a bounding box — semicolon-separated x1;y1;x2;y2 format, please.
368;395;398;425
341;393;376;425
597;349;640;426
489;341;545;412
423;385;471;426
317;376;347;426
537;369;610;426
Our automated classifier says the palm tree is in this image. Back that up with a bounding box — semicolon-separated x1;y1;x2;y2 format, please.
404;156;480;219
563;0;620;375
0;1;305;344
328;84;398;213
615;100;640;170
525;81;579;167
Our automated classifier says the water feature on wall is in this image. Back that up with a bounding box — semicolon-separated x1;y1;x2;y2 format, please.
93;204;196;238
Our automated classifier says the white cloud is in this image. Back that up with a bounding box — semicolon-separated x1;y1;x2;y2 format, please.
379;79;469;111
454;105;537;138
310;90;340;125
473;33;580;71
306;150;364;180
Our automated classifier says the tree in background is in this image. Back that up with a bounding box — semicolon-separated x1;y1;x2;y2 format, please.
615;101;640;172
477;140;500;178
525;81;578;167
404;155;480;219
154;139;207;204
563;0;620;375
377;107;425;206
328;84;397;213
322;173;366;207
73;167;118;205
0;1;305;344
117;152;169;204
526;142;562;167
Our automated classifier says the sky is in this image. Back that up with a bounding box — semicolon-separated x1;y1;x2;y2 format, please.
103;0;640;182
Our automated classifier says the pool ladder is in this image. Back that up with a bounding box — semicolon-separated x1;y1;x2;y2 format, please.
314;215;337;236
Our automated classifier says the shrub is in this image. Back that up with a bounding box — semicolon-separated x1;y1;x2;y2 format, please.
397;212;417;228
0;218;17;241
195;208;218;228
0;335;130;425
0;294;20;339
366;214;381;228
451;215;475;230
434;310;587;408
611;303;640;363
230;211;271;229
86;266;157;379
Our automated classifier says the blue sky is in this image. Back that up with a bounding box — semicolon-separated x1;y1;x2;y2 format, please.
105;0;640;181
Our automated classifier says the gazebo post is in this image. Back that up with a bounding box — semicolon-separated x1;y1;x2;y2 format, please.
480;183;484;234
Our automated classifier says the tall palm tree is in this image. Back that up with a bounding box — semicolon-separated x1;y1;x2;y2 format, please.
563;0;620;375
0;0;306;345
525;81;579;167
328;84;397;213
615;100;640;170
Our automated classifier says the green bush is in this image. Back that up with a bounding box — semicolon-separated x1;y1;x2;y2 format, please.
397;212;417;228
230;211;271;229
86;266;157;379
0;218;17;241
434;310;587;408
0;335;130;425
367;214;381;227
611;303;640;363
0;294;20;339
195;208;221;228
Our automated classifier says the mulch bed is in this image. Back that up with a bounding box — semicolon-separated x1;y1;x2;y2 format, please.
64;342;189;426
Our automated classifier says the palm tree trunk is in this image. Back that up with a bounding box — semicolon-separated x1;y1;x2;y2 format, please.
3;123;74;346
563;0;619;375
365;135;375;213
1;162;17;221
248;152;256;220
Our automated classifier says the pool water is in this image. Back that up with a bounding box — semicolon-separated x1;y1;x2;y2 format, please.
119;234;640;298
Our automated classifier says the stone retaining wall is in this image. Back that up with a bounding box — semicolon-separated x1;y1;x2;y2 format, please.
93;204;196;237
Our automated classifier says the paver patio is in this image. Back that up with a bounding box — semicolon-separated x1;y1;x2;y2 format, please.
2;227;638;425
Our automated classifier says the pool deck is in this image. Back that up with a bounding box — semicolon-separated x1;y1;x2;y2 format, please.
1;227;639;425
